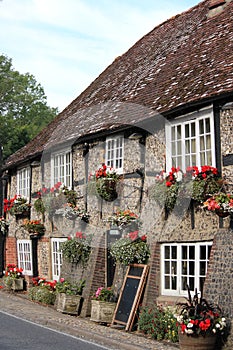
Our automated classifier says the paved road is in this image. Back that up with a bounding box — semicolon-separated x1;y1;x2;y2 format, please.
0;289;178;350
0;311;110;350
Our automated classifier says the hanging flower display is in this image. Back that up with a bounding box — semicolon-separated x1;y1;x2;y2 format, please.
4;195;31;216
110;231;150;266
153;165;224;214
89;163;120;202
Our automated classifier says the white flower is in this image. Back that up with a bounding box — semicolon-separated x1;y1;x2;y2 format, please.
185;329;194;334
187;322;194;328
174;170;183;182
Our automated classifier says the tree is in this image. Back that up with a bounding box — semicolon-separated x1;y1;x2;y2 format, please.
0;54;58;160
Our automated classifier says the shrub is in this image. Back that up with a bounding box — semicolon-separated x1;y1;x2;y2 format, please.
138;305;179;343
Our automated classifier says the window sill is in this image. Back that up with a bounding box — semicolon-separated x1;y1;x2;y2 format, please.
157;295;187;307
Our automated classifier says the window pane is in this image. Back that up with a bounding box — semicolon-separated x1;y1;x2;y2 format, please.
189;246;195;260
172;277;177;290
199;119;204;134
200;136;205;151
191;122;196;137
205;118;210;133
200;245;206;259
185;124;189;137
165;261;170;274
171;246;177;259
165;276;170;289
182;246;187;259
165;246;170;259
189;261;195;275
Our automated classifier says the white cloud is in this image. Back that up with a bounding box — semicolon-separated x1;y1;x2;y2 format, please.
0;0;198;111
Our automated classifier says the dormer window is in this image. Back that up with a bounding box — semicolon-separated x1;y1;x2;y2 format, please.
105;135;124;174
17;167;30;198
51;148;72;188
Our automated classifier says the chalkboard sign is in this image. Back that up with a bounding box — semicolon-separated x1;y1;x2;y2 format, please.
111;264;149;331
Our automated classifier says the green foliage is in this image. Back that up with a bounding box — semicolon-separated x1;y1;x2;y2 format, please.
60;234;92;266
92;286;115;302
0;54;58;160
138;305;179;343
55;279;85;295
28;285;56;305
110;234;150;266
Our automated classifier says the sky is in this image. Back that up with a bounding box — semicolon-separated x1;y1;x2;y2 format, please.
0;0;199;112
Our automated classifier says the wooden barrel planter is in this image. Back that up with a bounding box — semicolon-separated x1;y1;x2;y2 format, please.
179;332;217;350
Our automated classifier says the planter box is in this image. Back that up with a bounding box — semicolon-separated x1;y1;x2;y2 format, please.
56;293;82;315
179;332;216;350
90;300;116;324
11;278;24;291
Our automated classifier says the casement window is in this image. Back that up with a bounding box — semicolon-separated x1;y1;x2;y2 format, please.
51;149;72;188
165;106;215;171
17;240;33;275
51;238;67;281
161;242;212;296
17;167;30;198
105;135;124;173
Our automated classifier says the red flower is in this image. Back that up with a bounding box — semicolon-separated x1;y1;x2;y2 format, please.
166;181;172;187
75;231;83;239
129;231;139;241
141;235;147;241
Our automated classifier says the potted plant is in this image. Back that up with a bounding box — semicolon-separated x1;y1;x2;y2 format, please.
110;231;150;266
22;219;46;237
153;165;223;214
175;286;227;350
3;263;24;291
89;163;120;202
90;286;117;324
55;203;90;222
55;278;85;315
0;217;9;235
60;232;92;267
106;209;140;230
203;192;233;217
4;195;30;218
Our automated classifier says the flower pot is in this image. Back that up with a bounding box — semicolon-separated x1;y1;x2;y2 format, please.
11;278;24;291
179;332;217;350
56;293;82;315
215;210;230;218
90;300;116;324
96;178;118;202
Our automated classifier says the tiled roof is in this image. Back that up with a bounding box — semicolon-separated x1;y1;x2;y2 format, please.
5;0;233;167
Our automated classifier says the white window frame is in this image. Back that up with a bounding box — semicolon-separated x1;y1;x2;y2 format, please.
51;148;72;188
17;239;33;275
165;105;216;172
17;167;30;199
161;241;212;296
105;135;124;173
51;237;67;281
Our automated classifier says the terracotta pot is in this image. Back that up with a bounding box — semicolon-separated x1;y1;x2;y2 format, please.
90;300;116;324
179;332;217;350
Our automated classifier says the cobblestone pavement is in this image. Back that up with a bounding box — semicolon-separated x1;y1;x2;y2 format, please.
0;289;179;350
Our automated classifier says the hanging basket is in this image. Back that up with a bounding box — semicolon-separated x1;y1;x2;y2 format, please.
215;210;230;218
179;332;216;350
96;178;118;202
